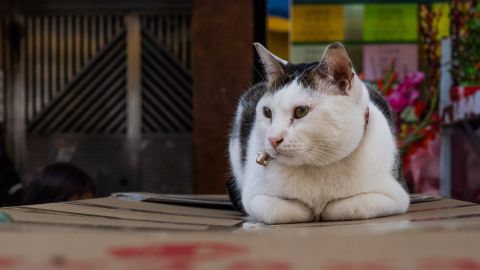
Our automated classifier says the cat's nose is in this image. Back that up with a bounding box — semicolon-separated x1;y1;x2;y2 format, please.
268;136;284;149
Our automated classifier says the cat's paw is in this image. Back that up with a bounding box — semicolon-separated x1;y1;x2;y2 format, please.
245;194;314;224
321;199;371;221
321;192;408;221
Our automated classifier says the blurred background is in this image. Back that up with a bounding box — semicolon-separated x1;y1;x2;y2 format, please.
0;0;478;204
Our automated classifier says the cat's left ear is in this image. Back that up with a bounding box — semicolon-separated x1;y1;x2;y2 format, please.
254;43;287;87
320;42;354;94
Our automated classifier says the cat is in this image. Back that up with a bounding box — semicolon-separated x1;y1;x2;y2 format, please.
227;42;410;224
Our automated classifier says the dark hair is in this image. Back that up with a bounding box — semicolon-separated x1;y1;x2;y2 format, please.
23;162;95;205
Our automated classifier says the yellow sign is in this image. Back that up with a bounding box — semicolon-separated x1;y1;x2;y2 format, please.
433;3;450;39
292;4;344;42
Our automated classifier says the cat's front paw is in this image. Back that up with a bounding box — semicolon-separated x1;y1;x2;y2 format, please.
321;199;370;221
244;194;314;224
321;192;409;221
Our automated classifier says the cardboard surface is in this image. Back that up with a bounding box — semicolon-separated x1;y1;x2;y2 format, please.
112;192;236;210
1;208;209;231
78;197;242;218
0;226;479;269
0;195;479;269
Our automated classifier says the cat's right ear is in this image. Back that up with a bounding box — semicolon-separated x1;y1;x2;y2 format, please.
254;43;287;87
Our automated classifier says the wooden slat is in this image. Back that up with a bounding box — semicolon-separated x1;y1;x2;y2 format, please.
29;34;126;133
12;16;27;172
27;17;34;121
142;34;191;89
45;48;125;132
142;60;191;114
67;15;73;81
104;100;126;133
165;14;171;51
3;17;11;130
83;14;89;66
86;98;124;133
51;16;57;97
0;18;4;123
79;77;124;133
181;14;187;67
90;15;96;57
142;74;189;131
57;60;124;132
157;15;163;46
98;15;105;49
107;15;113;41
94;91;124;133
173;14;179;60
143;28;192;80
59;15;65;91
75;15;81;73
20;11;192;135
43;16;50;106
153;15;158;38
67;74;123;132
142;105;159;133
92;15;100;53
142;81;183;131
4;18;9;106
0;19;3;68
148;15;153;32
115;15;121;34
35;16;41;116
142;89;177;132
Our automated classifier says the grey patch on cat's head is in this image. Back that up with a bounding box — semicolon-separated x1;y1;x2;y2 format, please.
254;42;355;95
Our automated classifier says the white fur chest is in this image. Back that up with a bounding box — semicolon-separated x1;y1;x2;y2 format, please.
250;160;360;215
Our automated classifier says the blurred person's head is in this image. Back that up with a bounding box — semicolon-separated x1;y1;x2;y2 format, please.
23;162;95;205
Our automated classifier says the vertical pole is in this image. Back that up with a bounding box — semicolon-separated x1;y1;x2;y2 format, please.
7;15;26;173
125;13;142;190
439;38;452;197
192;0;254;193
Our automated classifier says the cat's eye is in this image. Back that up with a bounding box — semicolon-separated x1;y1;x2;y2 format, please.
263;106;272;119
294;106;310;119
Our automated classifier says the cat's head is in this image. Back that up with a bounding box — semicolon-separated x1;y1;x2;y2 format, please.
254;42;369;167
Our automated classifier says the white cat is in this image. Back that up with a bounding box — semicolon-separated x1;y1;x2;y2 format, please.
227;42;410;224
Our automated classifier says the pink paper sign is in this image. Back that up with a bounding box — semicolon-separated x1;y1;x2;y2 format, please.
363;44;418;81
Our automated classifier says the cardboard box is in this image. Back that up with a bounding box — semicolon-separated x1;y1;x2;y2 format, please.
0;194;479;269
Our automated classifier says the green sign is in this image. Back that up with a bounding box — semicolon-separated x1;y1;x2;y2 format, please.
363;4;418;42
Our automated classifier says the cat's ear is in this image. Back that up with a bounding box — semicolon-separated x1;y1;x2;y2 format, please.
254;43;287;87
320;42;354;94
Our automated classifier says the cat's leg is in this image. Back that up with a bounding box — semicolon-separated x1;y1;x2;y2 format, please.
321;183;409;221
243;194;314;224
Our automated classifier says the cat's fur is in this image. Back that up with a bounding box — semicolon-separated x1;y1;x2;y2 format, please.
227;42;409;224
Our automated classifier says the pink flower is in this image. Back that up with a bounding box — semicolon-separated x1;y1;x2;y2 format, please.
387;72;425;113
